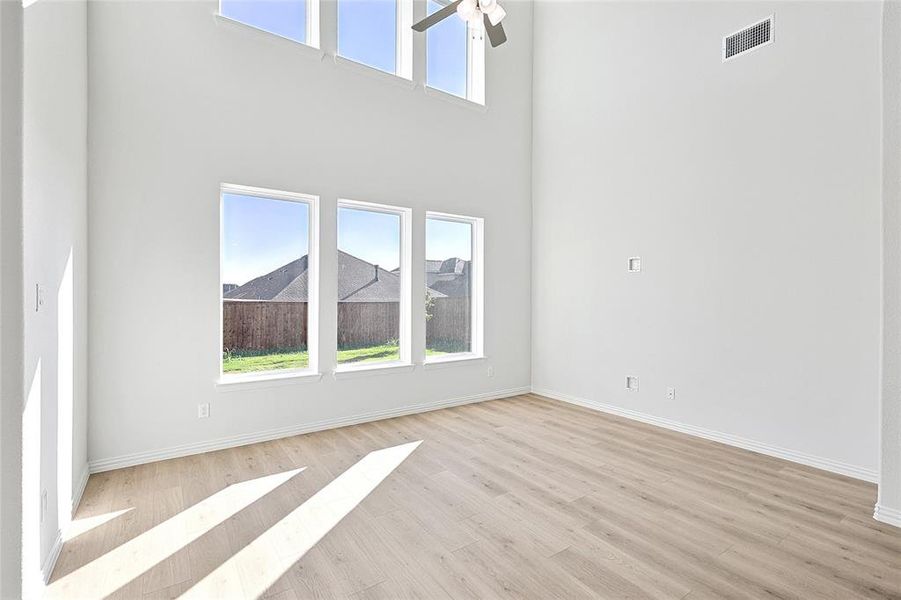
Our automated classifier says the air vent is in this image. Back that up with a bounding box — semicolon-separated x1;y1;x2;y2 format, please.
723;16;773;62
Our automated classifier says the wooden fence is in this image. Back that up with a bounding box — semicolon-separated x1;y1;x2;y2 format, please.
223;298;471;351
426;296;471;349
337;302;400;348
223;301;308;351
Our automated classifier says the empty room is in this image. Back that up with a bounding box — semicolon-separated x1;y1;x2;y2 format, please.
1;0;900;598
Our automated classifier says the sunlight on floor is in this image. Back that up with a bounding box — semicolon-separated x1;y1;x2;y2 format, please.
45;467;305;600
62;508;133;542
178;440;422;599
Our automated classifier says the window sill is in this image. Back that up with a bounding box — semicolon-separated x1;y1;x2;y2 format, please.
422;354;486;369
214;13;325;59
216;370;323;392
333;55;415;89
333;361;415;379
424;85;487;112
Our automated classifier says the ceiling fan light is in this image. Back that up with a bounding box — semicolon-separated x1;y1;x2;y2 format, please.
456;0;478;22
485;3;506;25
479;0;496;11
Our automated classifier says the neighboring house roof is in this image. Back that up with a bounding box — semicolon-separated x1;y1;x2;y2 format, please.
336;252;405;302
426;257;471;298
428;272;471;298
225;251;448;302
225;255;310;302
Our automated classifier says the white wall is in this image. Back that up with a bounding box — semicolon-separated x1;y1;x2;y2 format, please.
531;1;882;478
0;0;25;597
87;0;532;467
22;0;88;590
879;0;901;525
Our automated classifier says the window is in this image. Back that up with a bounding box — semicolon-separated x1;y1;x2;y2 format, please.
337;200;411;368
220;185;318;378
338;0;412;78
426;0;485;103
220;0;320;48
425;213;483;359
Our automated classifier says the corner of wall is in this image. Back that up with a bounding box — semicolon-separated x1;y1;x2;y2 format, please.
879;0;901;524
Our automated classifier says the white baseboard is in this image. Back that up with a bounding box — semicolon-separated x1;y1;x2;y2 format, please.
36;465;93;587
41;529;62;585
874;503;901;528
531;387;878;483
72;462;89;515
89;386;531;473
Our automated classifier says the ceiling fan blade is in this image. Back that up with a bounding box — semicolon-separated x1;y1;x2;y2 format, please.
412;0;464;32
484;13;507;47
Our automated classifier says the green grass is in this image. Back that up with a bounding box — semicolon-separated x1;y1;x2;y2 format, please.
223;344;461;374
222;349;309;374
336;343;400;365
224;343;434;374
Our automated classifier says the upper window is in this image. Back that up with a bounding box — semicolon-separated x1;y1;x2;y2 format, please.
220;185;318;378
425;213;483;360
220;0;319;48
426;0;485;103
338;0;412;78
337;201;411;368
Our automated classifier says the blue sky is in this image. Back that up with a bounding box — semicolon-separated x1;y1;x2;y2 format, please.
338;207;400;269
223;195;472;286
222;193;310;285
221;0;467;97
220;0;307;43
426;0;467;97
338;0;397;73
426;218;471;261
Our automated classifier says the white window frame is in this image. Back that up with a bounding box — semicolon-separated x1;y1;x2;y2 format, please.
335;199;413;373
218;0;320;49
218;183;320;384
424;212;484;364
336;0;413;79
425;1;486;104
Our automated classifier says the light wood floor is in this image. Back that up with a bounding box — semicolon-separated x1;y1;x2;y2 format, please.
51;394;900;599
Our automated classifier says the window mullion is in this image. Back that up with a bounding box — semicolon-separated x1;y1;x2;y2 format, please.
307;0;320;48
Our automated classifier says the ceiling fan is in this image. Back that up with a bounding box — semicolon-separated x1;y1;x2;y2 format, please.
412;0;508;48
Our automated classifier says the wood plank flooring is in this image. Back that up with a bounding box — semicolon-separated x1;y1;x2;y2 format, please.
49;394;901;599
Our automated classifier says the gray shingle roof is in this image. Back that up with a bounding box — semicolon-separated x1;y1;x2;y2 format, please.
225;256;309;301
427;272;471;298
337;252;403;302
426;258;471;298
224;251;450;302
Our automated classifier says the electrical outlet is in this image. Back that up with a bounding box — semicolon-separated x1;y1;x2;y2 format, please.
667;387;676;400
626;376;639;391
40;489;47;523
487;366;494;377
198;403;210;419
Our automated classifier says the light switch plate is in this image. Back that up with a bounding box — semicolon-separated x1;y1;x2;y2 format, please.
628;257;641;272
35;284;45;312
